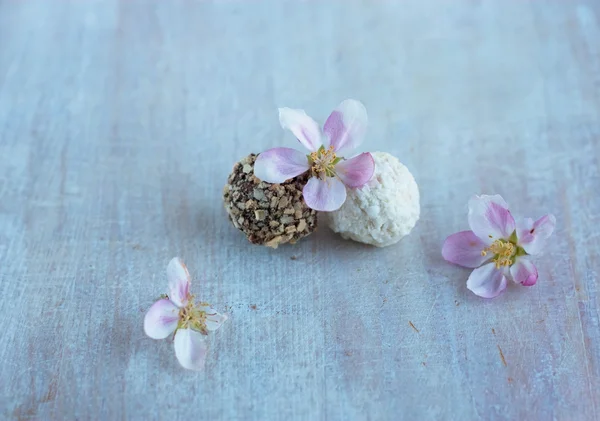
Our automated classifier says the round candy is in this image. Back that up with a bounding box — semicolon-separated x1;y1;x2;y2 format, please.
223;154;318;248
325;151;420;247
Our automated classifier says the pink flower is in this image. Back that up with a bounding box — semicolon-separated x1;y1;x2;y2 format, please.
442;195;556;298
144;257;227;370
254;99;375;212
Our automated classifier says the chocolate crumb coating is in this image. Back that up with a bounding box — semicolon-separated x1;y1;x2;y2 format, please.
223;154;317;248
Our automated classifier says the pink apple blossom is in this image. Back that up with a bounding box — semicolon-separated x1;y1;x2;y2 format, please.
144;257;227;370
254;99;375;212
442;195;556;298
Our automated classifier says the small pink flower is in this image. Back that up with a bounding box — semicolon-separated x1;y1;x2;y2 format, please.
442;195;556;298
144;257;227;370
254;99;375;212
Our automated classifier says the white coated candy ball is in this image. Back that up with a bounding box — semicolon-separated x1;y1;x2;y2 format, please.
325;151;420;247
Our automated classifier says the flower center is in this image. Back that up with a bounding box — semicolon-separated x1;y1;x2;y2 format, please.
481;239;516;269
178;297;210;334
309;145;340;179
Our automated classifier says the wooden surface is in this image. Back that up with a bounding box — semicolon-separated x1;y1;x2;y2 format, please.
1;1;599;420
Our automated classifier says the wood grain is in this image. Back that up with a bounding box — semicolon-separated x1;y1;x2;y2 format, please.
1;1;599;420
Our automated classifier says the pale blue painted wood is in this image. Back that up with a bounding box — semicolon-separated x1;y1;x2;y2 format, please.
1;1;599;420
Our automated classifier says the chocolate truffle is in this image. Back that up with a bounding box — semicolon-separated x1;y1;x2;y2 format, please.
223;154;317;248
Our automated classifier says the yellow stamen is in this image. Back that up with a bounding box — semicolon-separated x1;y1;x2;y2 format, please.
309;146;337;178
178;296;210;334
482;239;516;269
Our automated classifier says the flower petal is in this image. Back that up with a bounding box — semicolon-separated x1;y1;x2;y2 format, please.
278;107;323;152
174;328;208;371
144;299;180;339
442;230;491;268
468;194;516;243
510;258;538;286
302;176;347;212
323;99;368;155
167;257;191;308
254;148;309;184
517;214;556;255
466;262;508;298
335;152;375;188
199;306;228;331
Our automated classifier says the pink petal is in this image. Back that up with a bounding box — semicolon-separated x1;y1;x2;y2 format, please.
335;153;375;188
144;299;180;339
468;195;516;243
510;258;538;286
199;306;228;331
302;176;347;212
517;214;556;255
167;257;191;308
442;230;491;268
466;262;508;298
517;217;534;240
278;107;323;152
323;99;368;155
254;148;309;184
173;328;208;371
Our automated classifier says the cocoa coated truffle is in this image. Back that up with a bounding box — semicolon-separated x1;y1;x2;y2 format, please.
223;154;317;248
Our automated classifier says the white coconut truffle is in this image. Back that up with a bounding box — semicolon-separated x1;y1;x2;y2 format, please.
325;151;420;247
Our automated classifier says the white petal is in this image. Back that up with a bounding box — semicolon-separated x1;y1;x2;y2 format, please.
466;262;508;298
302;176;347;212
199;306;228;331
517;214;556;255
144;299;179;339
323;99;368;155
468;194;516;243
174;328;208;371
510;257;538;286
167;257;191;307
278;107;323;152
254;148;309;183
